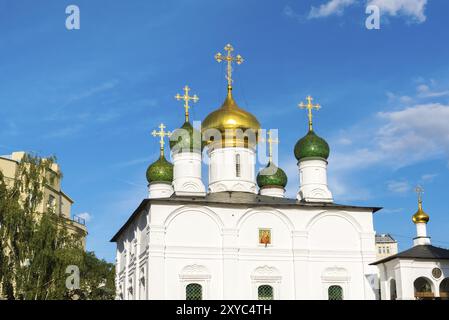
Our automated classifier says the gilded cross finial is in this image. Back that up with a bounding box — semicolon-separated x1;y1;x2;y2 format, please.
415;185;424;206
260;130;279;163
215;43;244;91
299;95;321;132
175;85;199;122
151;123;172;157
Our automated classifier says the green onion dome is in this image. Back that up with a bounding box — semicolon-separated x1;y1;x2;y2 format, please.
169;121;204;154
257;162;288;189
294;130;330;161
146;155;173;184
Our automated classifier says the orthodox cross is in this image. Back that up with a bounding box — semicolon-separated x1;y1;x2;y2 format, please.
175;85;199;122
298;95;321;132
152;123;172;157
214;43;244;90
266;130;279;163
415;185;424;205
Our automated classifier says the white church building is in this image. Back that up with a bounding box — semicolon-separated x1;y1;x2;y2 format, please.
111;44;449;300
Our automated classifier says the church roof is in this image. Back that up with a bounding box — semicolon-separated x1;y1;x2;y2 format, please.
370;244;449;265
375;233;396;244
111;192;381;242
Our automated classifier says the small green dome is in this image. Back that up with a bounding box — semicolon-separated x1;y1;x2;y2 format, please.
146;155;173;184
294;130;330;160
169;121;203;154
257;162;288;188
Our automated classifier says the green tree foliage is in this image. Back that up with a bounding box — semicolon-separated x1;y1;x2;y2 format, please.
0;154;115;300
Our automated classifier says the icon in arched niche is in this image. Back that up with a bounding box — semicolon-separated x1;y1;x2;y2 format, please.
259;228;271;247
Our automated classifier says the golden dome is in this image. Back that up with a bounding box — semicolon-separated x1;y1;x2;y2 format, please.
202;88;260;148
412;200;430;224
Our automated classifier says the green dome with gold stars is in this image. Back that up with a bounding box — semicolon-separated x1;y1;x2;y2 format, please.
257;162;288;188
294;130;330;161
146;155;173;184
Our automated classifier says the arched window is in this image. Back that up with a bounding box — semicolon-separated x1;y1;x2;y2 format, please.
440;278;449;300
414;277;433;300
235;154;241;177
258;285;274;300
390;279;397;300
186;283;202;300
328;285;343;300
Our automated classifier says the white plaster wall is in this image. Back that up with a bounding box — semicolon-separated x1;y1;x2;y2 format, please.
115;203;378;300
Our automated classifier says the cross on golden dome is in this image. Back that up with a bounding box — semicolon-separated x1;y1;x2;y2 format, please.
415;185;424;203
175;85;199;122
299;95;321;132
152;123;172;157
215;44;244;90
413;184;429;224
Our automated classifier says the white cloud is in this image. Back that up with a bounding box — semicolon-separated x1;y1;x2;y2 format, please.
387;180;411;194
77;212;92;222
420;173;438;182
308;0;356;19
416;83;449;98
367;0;428;23
303;0;429;23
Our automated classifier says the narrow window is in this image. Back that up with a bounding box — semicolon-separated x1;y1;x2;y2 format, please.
235;154;241;177
328;285;343;300
258;285;274;300
186;283;202;300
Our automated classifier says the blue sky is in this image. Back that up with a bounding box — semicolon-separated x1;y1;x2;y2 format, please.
1;0;449;262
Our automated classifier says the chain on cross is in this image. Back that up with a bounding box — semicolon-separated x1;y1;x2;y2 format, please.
175;85;199;122
152;123;172;157
299;95;321;132
215;43;244;90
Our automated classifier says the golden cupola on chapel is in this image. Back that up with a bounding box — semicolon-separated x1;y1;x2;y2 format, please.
202;44;260;148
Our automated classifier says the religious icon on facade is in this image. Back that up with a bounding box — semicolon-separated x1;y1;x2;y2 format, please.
259;229;271;247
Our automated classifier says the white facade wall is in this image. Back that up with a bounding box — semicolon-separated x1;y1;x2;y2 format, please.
115;203;378;300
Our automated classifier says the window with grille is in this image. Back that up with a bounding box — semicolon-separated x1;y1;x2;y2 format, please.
186;283;202;300
258;285;274;300
235;154;241;177
328;285;343;300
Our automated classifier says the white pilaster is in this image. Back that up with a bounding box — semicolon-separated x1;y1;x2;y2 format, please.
172;151;206;196
297;158;333;202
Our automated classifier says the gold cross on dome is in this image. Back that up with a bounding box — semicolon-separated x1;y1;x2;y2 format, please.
151;123;172;157
260;129;279;163
415;185;424;204
175;85;199;122
215;43;244;90
299;95;321;132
